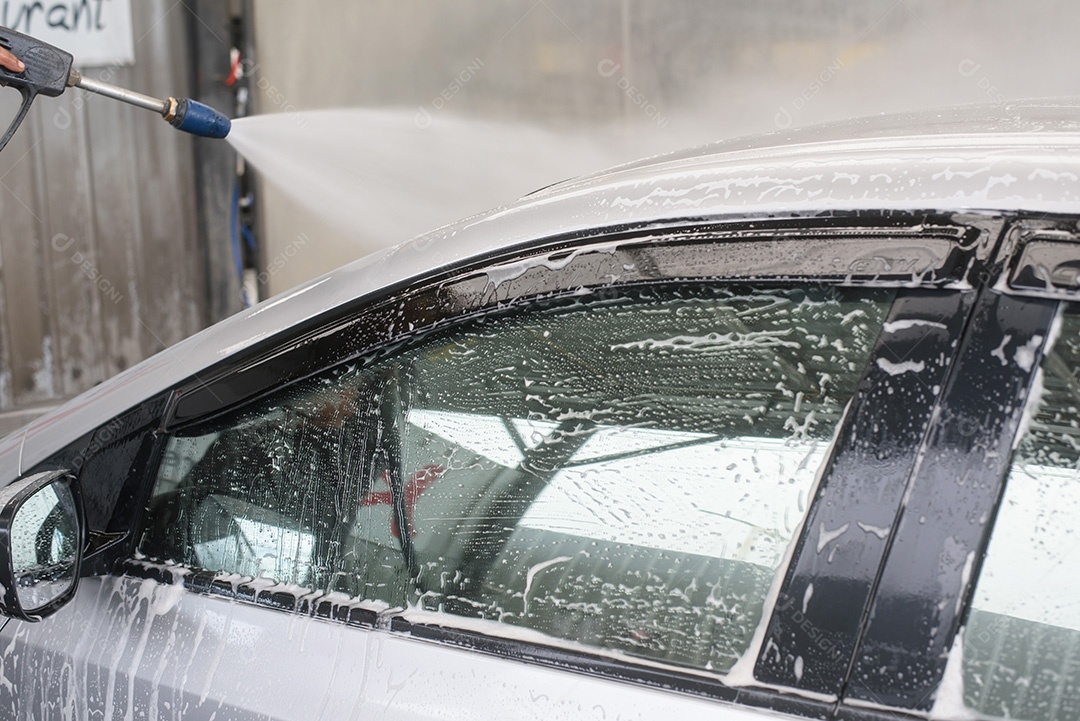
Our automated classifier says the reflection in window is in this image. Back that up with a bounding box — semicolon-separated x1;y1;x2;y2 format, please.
964;307;1080;721
139;284;893;675
192;496;317;587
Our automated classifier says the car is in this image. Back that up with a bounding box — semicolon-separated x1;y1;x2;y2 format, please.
0;99;1077;721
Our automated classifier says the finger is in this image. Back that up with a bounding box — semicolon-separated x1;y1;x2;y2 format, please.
0;48;24;73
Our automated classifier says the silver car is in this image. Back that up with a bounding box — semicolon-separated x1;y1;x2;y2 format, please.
0;100;1077;720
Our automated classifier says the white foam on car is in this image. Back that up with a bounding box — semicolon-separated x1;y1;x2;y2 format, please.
929;631;979;720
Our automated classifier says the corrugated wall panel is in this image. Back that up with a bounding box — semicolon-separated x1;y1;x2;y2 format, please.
39;86;105;396
0;0;207;423
0;113;55;407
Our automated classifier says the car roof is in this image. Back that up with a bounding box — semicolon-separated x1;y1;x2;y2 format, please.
572;97;1080;177
8;98;1080;478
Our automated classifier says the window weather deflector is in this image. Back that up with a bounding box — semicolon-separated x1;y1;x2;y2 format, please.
1008;233;1080;297
690;224;973;281
993;217;1080;300
513;222;980;288
166;217;986;429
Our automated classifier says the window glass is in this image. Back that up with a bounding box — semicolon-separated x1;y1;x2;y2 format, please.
140;284;893;673
963;306;1080;721
143;366;404;603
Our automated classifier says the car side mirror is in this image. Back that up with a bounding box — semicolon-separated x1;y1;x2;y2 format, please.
0;470;84;621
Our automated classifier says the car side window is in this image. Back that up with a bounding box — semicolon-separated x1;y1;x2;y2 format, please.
139;283;895;674
961;304;1080;721
143;366;403;604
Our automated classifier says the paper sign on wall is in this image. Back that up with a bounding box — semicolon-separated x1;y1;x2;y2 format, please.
0;0;135;67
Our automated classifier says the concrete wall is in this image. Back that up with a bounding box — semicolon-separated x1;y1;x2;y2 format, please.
249;0;1080;296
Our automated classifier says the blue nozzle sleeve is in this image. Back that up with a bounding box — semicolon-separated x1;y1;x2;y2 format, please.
169;98;231;139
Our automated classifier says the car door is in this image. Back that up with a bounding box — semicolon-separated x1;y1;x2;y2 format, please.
829;218;1080;721
0;214;990;720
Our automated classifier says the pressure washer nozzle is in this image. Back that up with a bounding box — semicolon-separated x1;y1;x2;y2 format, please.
68;74;230;139
162;97;231;139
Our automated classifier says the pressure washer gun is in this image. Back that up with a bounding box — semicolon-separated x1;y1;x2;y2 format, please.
0;25;230;153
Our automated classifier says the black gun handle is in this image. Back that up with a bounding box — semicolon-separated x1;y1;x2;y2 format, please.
0;26;72;153
0;85;35;153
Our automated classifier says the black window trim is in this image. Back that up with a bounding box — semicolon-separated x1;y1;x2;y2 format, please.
837;217;1077;714
753;289;978;696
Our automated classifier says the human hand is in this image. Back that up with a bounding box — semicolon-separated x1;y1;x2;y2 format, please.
0;47;24;73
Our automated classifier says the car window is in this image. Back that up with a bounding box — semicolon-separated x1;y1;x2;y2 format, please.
139;283;895;675
961;304;1080;721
